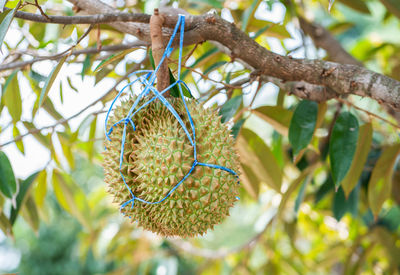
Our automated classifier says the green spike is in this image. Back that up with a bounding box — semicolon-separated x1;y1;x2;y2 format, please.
200;194;211;206
211;179;220;190
102;96;240;237
176;200;183;209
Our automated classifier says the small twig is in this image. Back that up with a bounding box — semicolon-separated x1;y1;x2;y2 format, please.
249;75;262;107
97;24;102;51
233;107;250;123
197;77;251;103
150;8;170;96
0;41;148;72
169;59;245;90
336;98;400;130
34;0;51;21
63;24;94;55
1;121;14;132
0;62;143;148
182;43;199;65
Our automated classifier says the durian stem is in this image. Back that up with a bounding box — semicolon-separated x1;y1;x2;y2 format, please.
150;8;170;97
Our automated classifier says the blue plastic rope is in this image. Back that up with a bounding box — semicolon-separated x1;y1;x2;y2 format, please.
104;15;239;214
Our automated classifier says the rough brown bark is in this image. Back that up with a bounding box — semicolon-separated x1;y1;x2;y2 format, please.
197;16;400;110
150;9;170;96
12;0;400;111
299;16;400;123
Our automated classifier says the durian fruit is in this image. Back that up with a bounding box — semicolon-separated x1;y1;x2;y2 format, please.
103;96;240;237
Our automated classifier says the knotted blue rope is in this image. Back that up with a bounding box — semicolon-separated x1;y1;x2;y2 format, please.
104;15;239;214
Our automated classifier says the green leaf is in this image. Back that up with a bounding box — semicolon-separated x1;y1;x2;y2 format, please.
67;76;79;93
288;100;318;155
203;61;227;75
380;206;400;232
29;70;47;83
278;163;319;215
380;0;400;19
219;95;242;123
332;184;359;221
13;124;24;154
34;170;47;207
294;178;309;214
181;47;218;79
237;129;282;191
0;211;12;237
149;48;155;69
20;194;40;232
168;69;192;98
247;21;291;39
337;0;370;14
368;144;400;218
52;170;91;230
251;24;272;39
39;55;67;108
1;69;17;96
94;66;113;85
271;131;284;168
315;175;334;204
42;97;66;124
231;118;246;139
194;0;223;9
149;48;192;98
316;102;328;129
9;172;39;225
253;106;293;136
3;70;22;122
58;132;75;169
329;112;359;188
0;151;16;198
5;0;19;8
341;123;372;197
87;116;97;159
241;0;261;31
373;227;400;266
328;22;356;35
240;163;260;199
94;49;135;72
59;80;64;104
0;2;20;49
225;71;232;84
81;54;92;80
22;121;51;147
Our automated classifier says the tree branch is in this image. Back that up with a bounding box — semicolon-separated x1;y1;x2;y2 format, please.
69;0;204;47
0;41;147;72
298;15;400;124
196;17;400;110
8;7;151;25
263;76;338;102
8;0;400;110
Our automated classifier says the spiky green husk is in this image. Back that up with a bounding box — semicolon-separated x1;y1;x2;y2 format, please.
102;97;239;237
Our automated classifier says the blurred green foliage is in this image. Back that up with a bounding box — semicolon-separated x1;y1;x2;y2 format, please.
0;0;400;274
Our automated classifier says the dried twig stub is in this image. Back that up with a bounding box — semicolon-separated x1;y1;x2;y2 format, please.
150;8;170;96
